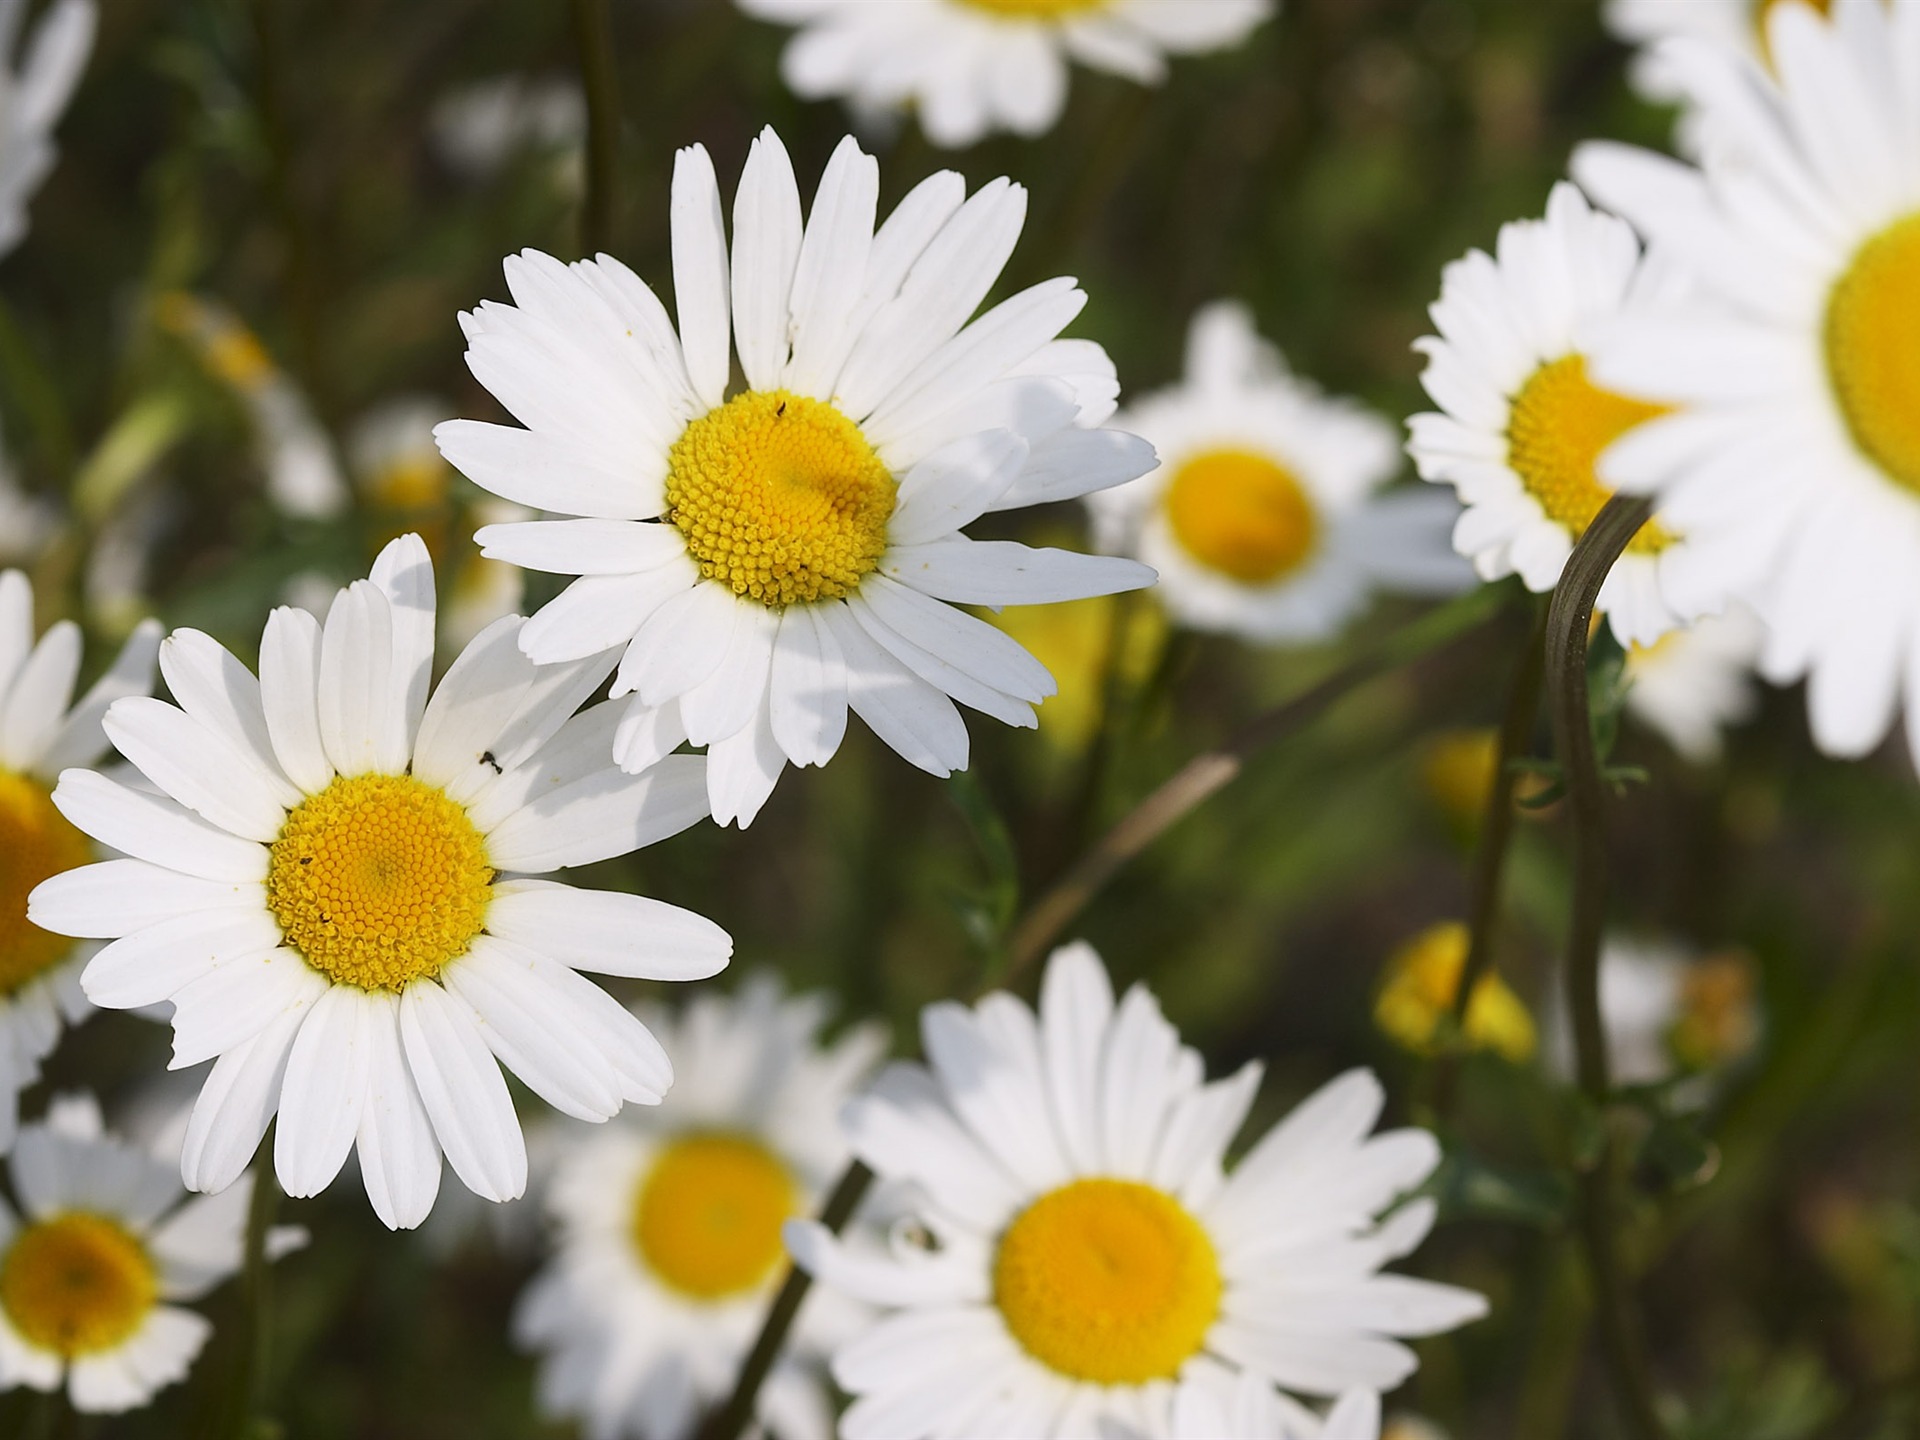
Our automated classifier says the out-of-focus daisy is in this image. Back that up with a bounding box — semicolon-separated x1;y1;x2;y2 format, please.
1575;0;1920;764
1546;938;1761;1088
0;572;159;1149
156;292;349;520
0;1093;287;1413
1097;303;1471;645
430;74;585;182
442;127;1155;827
30;535;730;1230
348;398;531;653
788;942;1486;1438
1418;729;1555;834
0;0;93;261
735;0;1273;149
1374;922;1536;1064
1622;605;1765;764
517;975;884;1440
1408;183;1692;647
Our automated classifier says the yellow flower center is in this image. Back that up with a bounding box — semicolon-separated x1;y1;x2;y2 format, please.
267;774;493;993
993;1178;1220;1385
631;1133;800;1301
0;771;93;996
665;390;896;608
960;0;1108;16
0;1213;158;1357
1163;449;1320;585
1373;921;1537;1063
1824;212;1920;499
1505;355;1676;556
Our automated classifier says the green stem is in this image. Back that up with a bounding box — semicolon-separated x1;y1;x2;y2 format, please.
1430;600;1547;1114
570;0;622;256
227;1164;281;1440
1543;493;1670;1440
1002;583;1508;983
700;1162;874;1440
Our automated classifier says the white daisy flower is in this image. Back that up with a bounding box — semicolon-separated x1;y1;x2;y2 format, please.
1573;0;1920;764
28;534;732;1231
787;942;1486;1440
1622;604;1765;763
429;74;585;182
1408;182;1696;647
0;0;93;261
0;571;159;1150
516;974;884;1440
440;127;1157;828
735;0;1273;150
0;1092;287;1413
1094;302;1471;644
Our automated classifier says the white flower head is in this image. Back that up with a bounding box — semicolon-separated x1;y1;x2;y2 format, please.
736;0;1274;149
1623;604;1766;763
1096;302;1472;644
29;534;733;1231
788;942;1486;1439
0;0;95;261
1408;182;1699;648
517;973;885;1440
0;572;159;1151
429;74;585;180
1545;936;1761;1089
0;1093;288;1413
1574;0;1920;767
440;127;1157;828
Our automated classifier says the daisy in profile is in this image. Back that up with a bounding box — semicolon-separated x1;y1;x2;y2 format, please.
734;0;1273;149
29;535;730;1231
1622;606;1765;764
1575;0;1920;764
1407;182;1692;647
1096;302;1470;645
0;1093;289;1413
788;942;1486;1438
516;975;884;1440
0;0;93;260
0;571;159;1150
441;128;1155;827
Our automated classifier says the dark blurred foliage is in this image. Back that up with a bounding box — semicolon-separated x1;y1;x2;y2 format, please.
2;1;1917;1437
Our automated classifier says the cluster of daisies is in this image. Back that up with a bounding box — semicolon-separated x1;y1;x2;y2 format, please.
0;0;1906;1434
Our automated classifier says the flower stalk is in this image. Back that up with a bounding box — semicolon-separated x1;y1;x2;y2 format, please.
1543;492;1671;1440
570;0;622;256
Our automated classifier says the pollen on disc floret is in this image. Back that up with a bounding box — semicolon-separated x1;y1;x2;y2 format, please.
992;1177;1223;1385
267;773;494;992
665;389;897;608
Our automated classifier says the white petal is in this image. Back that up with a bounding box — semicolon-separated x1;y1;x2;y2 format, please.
274;984;373;1199
887;428;1028;546
768;605;847;768
882;539;1155;606
369;533;437;757
169;948;328;1069
354;991;443;1230
486;879;731;980
82;911;284;1011
51;771;267;882
30;860;262;940
820;603;968;776
731;127;804;392
398;979;527;1202
102;699;291;842
156;630;299;801
671;144;732;411
475;518;684;576
316;581;400;777
0;620;78;772
181;1003;307;1193
482;753;711;871
33;620;161;777
257;606;332;794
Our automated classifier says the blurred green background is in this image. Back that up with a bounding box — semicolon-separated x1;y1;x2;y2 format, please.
2;1;1915;1437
